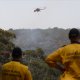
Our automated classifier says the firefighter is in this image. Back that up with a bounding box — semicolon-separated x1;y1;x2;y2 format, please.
2;47;32;80
45;28;80;80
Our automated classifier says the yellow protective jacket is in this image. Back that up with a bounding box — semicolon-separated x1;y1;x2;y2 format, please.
2;61;32;80
45;44;80;80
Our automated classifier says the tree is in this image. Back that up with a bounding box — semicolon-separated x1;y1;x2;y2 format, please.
35;48;45;59
0;28;15;52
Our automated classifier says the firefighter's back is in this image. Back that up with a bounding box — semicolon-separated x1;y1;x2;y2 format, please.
2;61;29;80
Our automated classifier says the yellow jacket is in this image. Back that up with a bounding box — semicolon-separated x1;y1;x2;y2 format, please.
45;44;80;80
2;61;32;80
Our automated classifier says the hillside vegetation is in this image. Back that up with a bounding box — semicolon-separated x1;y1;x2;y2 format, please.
0;28;15;52
10;27;70;54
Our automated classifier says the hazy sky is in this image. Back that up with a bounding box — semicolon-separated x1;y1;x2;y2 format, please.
0;0;80;30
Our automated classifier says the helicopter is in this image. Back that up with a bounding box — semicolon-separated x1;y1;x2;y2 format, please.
34;7;46;12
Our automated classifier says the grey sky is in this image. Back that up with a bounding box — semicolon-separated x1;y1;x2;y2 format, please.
0;0;80;30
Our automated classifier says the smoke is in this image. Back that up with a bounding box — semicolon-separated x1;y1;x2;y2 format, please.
12;28;69;54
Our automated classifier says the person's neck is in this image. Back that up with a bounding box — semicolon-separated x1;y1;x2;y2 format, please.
12;58;21;62
71;40;80;44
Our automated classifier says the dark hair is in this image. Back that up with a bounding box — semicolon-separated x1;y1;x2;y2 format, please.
12;47;22;58
69;28;80;39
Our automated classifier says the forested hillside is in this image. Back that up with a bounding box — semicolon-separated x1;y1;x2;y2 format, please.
0;29;15;63
10;27;70;54
0;28;15;51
